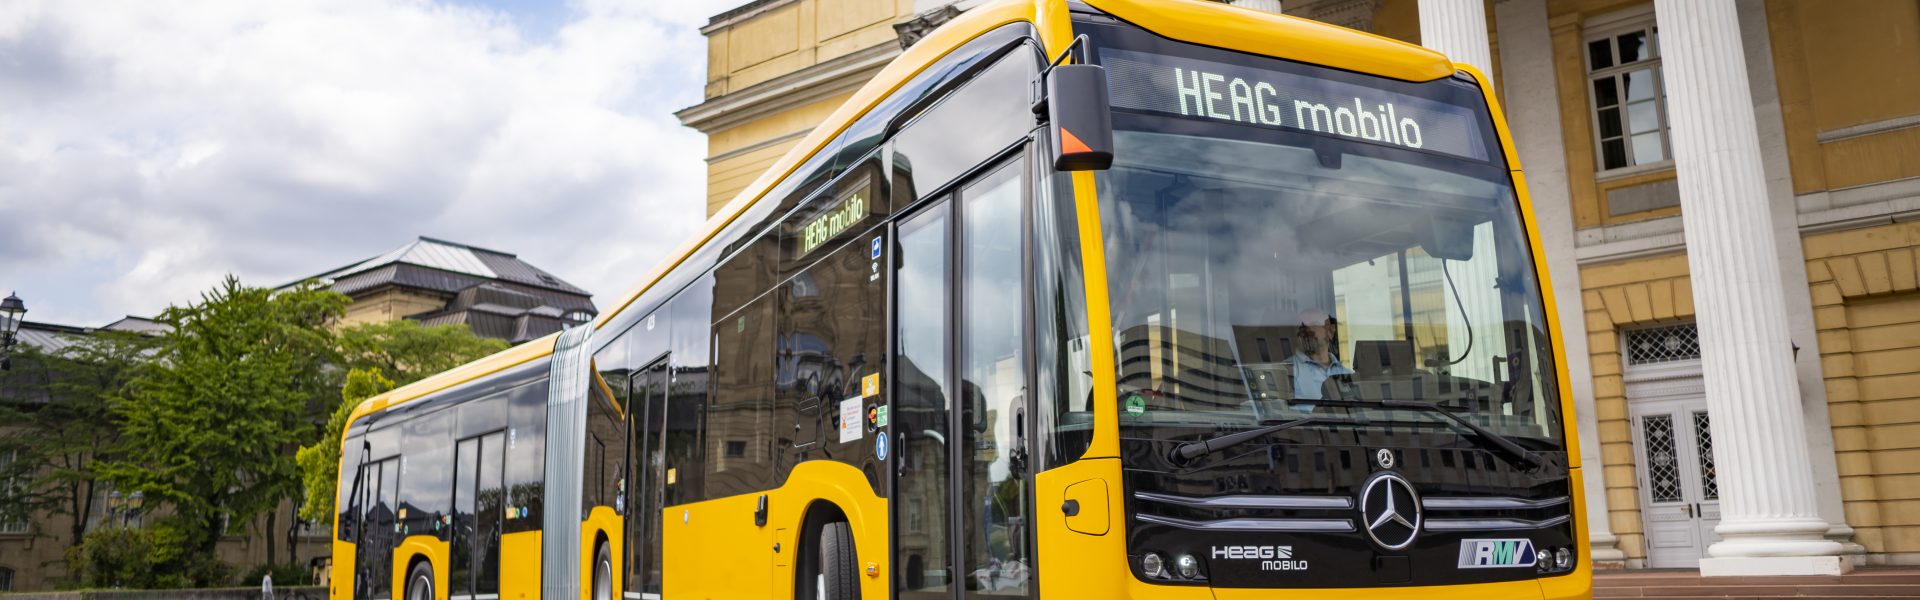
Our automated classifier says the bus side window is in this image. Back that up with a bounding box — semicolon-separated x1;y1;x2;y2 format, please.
337;433;366;542
706;291;774;500
892;51;1037;202
504;378;548;532
773;206;889;491
401;409;453;539
665;274;714;506
775;162;885;455
1035;169;1093;468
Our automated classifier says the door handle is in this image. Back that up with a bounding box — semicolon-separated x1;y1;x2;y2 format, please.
1683;503;1693;517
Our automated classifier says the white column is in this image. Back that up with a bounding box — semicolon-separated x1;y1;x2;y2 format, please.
1732;0;1865;563
1418;0;1493;75
1491;0;1628;566
1654;0;1848;577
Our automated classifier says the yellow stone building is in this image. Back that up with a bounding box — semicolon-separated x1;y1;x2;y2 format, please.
681;0;1920;573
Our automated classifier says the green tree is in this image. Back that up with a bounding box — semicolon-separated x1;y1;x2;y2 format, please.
296;321;504;522
336;320;508;386
0;331;159;552
294;366;394;523
99;276;347;584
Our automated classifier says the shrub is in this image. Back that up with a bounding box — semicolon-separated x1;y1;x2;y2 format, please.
65;526;155;588
65;520;233;589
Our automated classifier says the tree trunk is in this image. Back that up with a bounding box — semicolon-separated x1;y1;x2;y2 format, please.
267;508;278;567
289;498;301;575
68;473;94;548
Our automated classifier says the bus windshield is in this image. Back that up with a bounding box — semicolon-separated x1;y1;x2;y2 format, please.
1096;111;1565;449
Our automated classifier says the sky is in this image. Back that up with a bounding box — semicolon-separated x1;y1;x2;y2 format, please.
0;0;753;326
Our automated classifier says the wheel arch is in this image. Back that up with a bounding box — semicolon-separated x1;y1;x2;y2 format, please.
793;499;853;600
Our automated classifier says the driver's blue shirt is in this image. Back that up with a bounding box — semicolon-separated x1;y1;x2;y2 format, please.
1289;352;1354;410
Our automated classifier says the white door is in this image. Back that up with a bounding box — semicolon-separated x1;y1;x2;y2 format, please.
1631;398;1723;568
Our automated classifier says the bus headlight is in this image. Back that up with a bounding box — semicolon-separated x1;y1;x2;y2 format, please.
1554;547;1574;570
1175;554;1200;579
1536;549;1552;572
1141;553;1167;578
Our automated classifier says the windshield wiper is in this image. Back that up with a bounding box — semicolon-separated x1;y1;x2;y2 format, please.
1320;399;1540;470
1169;415;1366;463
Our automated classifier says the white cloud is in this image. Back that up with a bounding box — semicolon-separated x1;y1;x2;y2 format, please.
0;0;747;325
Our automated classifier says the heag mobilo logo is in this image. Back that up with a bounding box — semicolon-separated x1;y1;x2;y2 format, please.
1458;539;1538;569
1211;545;1309;571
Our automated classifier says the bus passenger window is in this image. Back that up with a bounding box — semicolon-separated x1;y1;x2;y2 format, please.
504;379;547;532
665;275;713;505
401;410;452;538
706;294;773;500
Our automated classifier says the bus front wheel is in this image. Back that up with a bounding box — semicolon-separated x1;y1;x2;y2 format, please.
820;520;858;600
406;562;433;600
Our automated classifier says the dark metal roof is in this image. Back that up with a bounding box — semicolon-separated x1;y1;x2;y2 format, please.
302;237;592;297
471;251;589;296
411;307;569;344
327;265;594;313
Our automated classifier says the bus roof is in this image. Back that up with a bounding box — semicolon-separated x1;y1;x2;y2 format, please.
346;0;1457;426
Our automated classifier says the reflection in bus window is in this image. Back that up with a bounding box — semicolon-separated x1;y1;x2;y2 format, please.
895;201;952;597
959;162;1028;596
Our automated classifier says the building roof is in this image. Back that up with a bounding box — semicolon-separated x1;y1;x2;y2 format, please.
12;321;90;353
409;283;585;343
306;237;591;297
101;316;170;334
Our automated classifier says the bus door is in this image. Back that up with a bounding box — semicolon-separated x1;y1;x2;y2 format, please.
449;431;506;599
356;455;400;600
625;357;669;599
893;156;1033;600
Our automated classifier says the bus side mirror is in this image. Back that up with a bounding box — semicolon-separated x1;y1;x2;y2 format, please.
1046;64;1115;171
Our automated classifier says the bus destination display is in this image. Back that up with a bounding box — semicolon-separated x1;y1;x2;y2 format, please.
1102;49;1490;161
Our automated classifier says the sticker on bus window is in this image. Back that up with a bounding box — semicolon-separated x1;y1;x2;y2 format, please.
840;396;863;443
863;373;880;397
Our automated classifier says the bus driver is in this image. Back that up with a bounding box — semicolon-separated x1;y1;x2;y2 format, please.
1288;308;1353;409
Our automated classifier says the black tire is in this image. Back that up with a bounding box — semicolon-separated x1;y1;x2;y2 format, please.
593;542;613;600
820;521;858;600
406;562;433;600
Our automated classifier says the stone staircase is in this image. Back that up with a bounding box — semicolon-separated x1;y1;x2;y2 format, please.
1594;568;1920;599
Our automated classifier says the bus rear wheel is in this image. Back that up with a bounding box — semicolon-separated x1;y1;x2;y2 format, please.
819;520;858;600
406;562;433;600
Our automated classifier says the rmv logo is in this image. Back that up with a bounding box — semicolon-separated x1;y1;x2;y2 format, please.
1457;539;1538;569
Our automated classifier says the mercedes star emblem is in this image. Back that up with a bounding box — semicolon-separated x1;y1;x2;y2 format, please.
1360;472;1422;551
1376;448;1395;469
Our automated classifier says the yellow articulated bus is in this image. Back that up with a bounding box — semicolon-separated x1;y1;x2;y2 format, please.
329;0;1592;599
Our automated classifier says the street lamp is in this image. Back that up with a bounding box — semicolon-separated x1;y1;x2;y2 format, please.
1;291;26;371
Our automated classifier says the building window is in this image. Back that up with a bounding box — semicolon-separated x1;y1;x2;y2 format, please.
1586;19;1670;172
0;565;14;591
565;311;593;324
1624;323;1701;366
0;450;27;534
